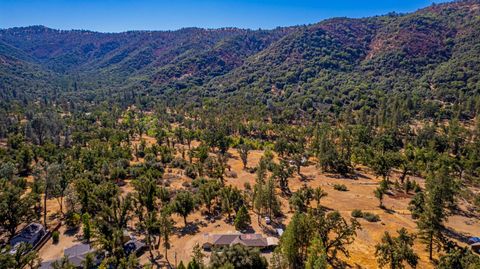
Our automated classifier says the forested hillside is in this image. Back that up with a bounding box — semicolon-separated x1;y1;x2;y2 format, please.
1;1;480;124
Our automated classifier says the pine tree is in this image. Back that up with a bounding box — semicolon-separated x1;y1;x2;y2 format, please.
305;236;328;269
234;205;251;231
220;186;242;220
159;213;173;263
82;213;91;242
277;213;313;269
417;165;456;260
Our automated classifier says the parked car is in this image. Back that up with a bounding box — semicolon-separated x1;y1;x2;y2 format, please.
265;217;271;225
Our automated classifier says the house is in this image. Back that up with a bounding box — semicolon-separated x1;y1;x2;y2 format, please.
64;243;97;266
40;243;100;269
40;232;145;268
10;223;46;251
202;233;278;250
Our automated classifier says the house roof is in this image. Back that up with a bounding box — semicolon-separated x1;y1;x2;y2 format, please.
211;234;242;246
266;237;279;246
204;233;272;248
124;239;146;255
10;223;46;247
469;237;480;244
39;260;54;269
41;244;97;268
64;243;92;257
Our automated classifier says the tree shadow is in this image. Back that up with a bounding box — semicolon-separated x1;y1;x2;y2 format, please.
63;227;80;236
319;205;334;212
380;206;396;214
176;220;204;237
443;226;471;244
149;255;172;269
451;207;479;219
241;226;256;234
299;173;315;182
329;258;350;269
353;172;372;180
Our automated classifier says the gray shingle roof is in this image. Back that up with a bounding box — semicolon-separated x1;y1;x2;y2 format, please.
10;223;46;247
206;233;269;248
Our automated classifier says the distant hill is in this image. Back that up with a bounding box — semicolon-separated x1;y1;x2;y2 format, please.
1;0;480;121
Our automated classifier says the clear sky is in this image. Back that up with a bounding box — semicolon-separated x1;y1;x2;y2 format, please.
0;0;450;32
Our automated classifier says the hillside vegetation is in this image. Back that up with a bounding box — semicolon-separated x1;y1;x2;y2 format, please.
1;1;480;123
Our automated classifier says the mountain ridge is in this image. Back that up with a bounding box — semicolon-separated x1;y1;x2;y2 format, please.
1;0;480;122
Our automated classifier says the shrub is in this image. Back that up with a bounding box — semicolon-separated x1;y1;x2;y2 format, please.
247;167;257;174
171;157;187;169
363;212;380;222
333;184;348;191
191;177;208;188
185;165;197;179
351;209;363;218
52;231;60;244
404;178;414;193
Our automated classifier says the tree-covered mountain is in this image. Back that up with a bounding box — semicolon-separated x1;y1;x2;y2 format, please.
1;0;480;122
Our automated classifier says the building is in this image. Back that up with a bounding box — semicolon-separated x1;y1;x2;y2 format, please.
40;243;100;269
471;242;480;254
40;234;146;268
469;237;480;253
10;223;46;251
124;238;147;256
202;233;278;250
468;237;480;244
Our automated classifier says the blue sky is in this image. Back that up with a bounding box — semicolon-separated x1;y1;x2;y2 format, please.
0;0;450;32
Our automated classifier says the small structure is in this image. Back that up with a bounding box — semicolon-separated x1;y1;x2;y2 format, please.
64;243;98;267
124;238;147;256
276;228;284;237
471;242;480;254
468;237;480;244
469;237;480;254
202;233;278;250
10;223;46;250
